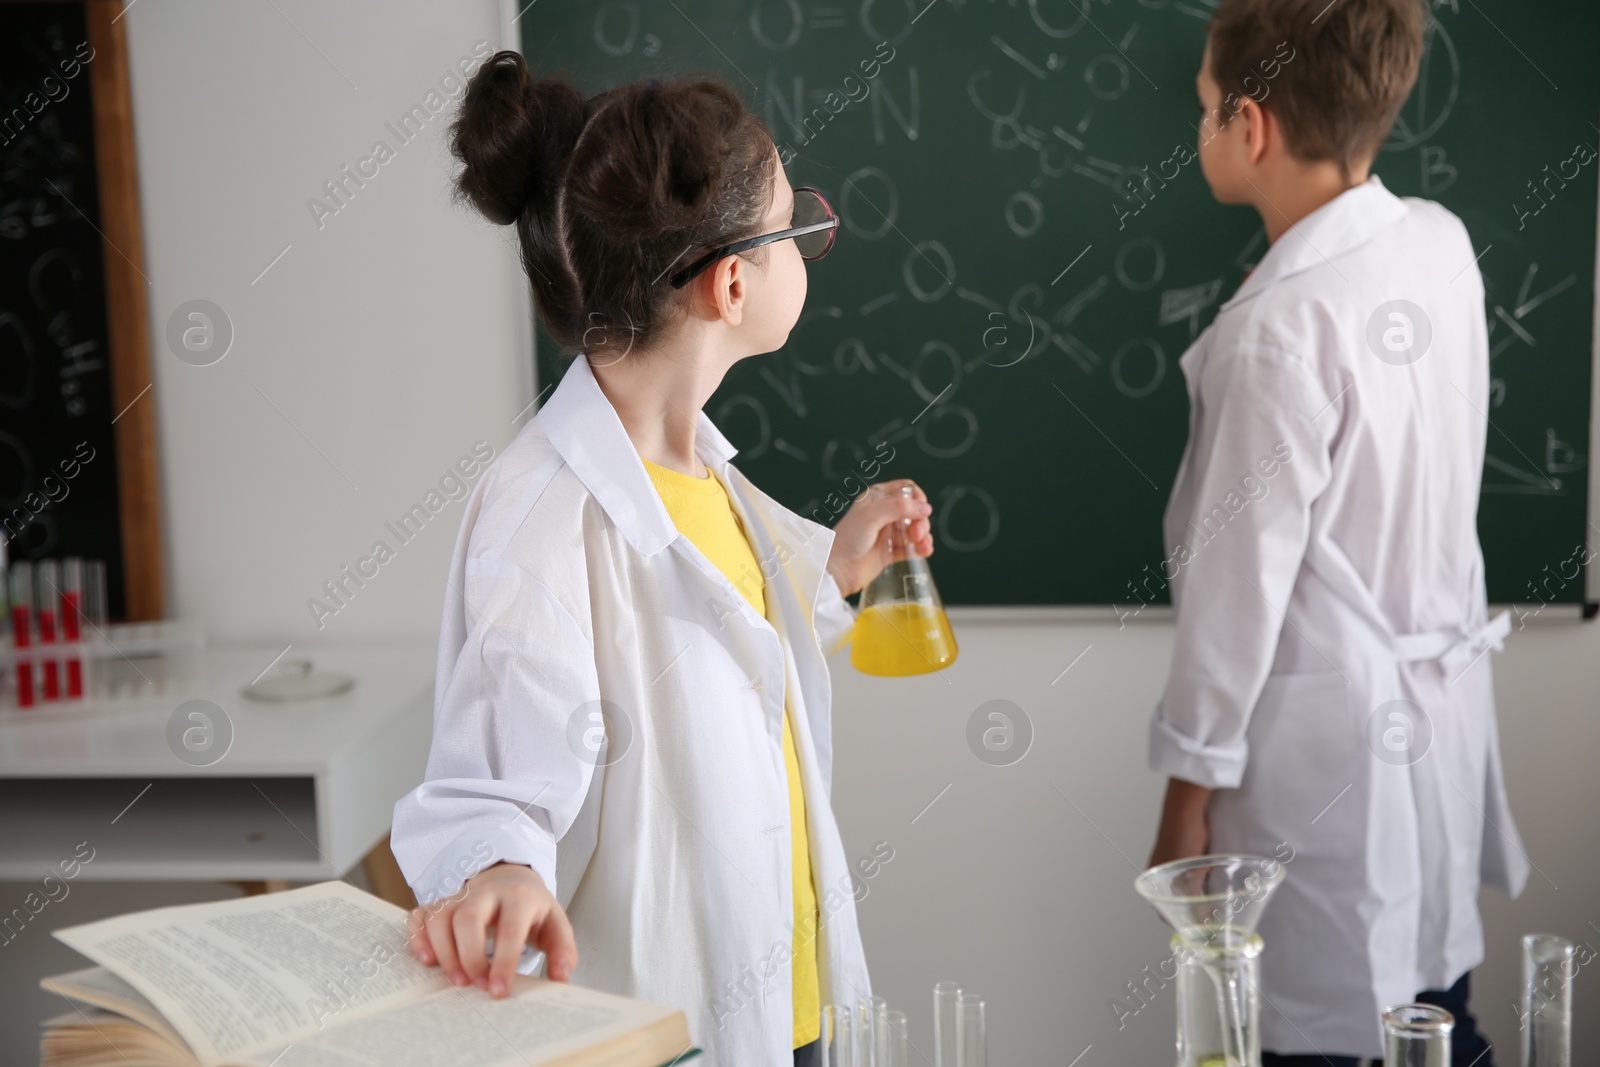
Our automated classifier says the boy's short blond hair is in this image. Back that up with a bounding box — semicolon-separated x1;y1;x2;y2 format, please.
1209;0;1426;176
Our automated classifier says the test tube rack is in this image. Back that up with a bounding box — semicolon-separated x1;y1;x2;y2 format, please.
0;619;205;712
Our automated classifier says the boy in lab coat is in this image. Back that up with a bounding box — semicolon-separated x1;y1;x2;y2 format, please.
1145;0;1526;1063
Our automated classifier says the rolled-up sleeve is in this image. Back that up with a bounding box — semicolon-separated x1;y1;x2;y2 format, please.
1149;715;1251;790
392;555;600;906
1150;346;1333;790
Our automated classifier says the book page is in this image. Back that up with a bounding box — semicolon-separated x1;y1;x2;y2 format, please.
39;1007;202;1067
52;881;447;1067
230;977;688;1067
43;966;190;1048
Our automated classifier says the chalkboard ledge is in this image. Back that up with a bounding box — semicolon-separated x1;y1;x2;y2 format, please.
944;605;1174;625
935;603;1592;625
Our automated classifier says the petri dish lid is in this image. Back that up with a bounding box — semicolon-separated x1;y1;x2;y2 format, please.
241;658;355;703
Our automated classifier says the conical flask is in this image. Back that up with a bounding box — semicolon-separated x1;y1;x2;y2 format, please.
1136;855;1286;1067
850;484;958;676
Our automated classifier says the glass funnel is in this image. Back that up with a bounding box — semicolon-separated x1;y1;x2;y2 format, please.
1135;855;1286;1067
850;484;957;676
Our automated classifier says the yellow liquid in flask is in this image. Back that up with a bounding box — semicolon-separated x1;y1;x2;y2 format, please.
850;602;959;676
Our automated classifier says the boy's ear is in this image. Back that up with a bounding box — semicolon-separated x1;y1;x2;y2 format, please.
1238;96;1273;166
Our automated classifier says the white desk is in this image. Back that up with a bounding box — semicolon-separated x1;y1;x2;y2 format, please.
0;643;433;884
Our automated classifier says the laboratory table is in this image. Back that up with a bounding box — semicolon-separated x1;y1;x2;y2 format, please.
0;642;434;905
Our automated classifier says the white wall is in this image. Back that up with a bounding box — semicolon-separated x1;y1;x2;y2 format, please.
137;0;531;643
830;613;1600;1065
0;0;523;1054
4;2;1597;1062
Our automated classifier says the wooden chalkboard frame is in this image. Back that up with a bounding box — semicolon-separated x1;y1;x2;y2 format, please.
2;0;163;620
1589;180;1600;616
86;0;161;621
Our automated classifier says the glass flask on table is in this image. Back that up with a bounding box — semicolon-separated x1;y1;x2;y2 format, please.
850;484;958;676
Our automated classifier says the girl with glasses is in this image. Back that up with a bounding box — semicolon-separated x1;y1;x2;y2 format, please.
390;52;934;1067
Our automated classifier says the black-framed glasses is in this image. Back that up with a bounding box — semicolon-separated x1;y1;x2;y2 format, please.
667;186;838;289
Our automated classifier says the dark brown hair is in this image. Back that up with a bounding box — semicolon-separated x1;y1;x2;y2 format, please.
450;52;776;356
1208;0;1425;176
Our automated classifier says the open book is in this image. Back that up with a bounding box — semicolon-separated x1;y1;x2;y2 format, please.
39;881;696;1067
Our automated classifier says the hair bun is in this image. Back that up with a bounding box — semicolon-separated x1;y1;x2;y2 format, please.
451;51;588;226
455;63;775;359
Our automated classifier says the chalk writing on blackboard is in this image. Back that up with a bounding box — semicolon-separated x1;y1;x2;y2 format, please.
839;166;898;239
1109;339;1165;400
594;3;663;57
714;394;772;460
1382;18;1458;152
937;484;999;553
521;0;1598;606
1113;237;1164;292
0;39;94;149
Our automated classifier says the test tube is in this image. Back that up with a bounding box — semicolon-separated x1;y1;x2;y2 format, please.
10;562;35;707
0;545;9;705
857;995;887;1066
878;1009;908;1067
85;558;108;626
60;558;84;698
933;981;961;1067
821;1003;860;1067
1382;1003;1452;1067
1521;934;1574;1067
957;993;987;1067
36;559;60;700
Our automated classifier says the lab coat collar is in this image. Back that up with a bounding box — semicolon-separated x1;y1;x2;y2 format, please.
1221;175;1409;311
536;353;740;558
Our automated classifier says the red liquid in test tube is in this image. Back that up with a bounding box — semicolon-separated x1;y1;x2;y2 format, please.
37;559;60;701
62;558;84;698
10;562;34;708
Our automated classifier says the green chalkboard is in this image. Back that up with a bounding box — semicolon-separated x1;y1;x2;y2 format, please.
522;0;1597;608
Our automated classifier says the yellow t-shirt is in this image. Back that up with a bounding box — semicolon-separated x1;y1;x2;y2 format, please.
641;457;822;1049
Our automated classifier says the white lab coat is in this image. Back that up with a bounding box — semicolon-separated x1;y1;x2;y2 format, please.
391;354;871;1066
1149;177;1529;1058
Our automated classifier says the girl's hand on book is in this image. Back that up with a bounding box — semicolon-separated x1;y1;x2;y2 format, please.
407;862;578;998
826;479;934;597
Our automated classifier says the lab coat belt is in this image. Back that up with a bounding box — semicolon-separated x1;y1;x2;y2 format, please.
1392;610;1512;678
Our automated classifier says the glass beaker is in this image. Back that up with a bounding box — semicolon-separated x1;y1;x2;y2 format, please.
1382;1003;1452;1067
850;484;957;676
1173;933;1260;1067
1521;933;1575;1067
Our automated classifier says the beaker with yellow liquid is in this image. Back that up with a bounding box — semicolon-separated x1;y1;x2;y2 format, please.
850;484;958;676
